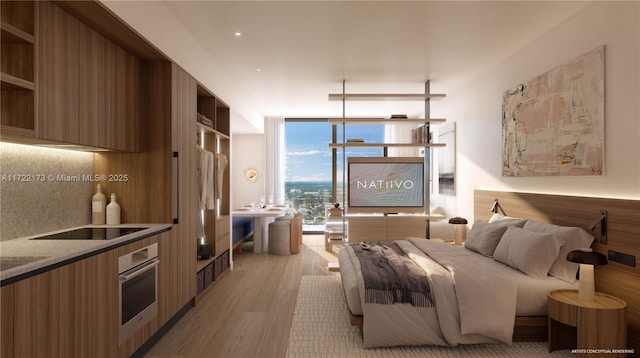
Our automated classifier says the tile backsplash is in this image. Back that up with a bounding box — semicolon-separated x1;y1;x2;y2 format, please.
1;143;94;241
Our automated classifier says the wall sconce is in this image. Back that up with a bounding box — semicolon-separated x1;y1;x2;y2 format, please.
566;248;608;301
490;199;504;214
448;217;468;245
589;210;607;244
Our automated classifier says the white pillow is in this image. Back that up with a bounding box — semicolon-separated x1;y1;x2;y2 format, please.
523;220;595;283
488;213;528;228
464;220;508;257
493;226;562;279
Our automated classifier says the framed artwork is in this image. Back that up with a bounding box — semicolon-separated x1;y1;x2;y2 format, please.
438;122;456;195
502;46;604;177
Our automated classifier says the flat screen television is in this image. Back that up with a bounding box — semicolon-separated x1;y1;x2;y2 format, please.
347;157;425;214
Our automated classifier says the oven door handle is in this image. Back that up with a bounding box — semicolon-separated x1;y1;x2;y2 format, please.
119;259;159;282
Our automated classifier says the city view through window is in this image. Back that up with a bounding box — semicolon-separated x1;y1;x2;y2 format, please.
284;120;383;230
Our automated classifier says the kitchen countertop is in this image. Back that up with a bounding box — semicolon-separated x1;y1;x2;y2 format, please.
0;223;172;284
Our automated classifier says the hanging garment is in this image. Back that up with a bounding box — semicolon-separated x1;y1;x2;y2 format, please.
215;152;228;200
197;146;215;210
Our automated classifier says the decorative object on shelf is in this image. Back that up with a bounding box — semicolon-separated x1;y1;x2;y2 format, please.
411;124;430;144
106;193;121;225
196;112;214;129
448;217;468;245
502;46;604;177
566;248;608;301
245;168;258;182
346;138;364;142
92;184;107;225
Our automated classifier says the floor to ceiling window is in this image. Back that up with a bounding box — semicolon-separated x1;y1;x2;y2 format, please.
284;119;383;232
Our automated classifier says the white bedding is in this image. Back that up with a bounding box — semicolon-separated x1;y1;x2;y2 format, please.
338;237;577;348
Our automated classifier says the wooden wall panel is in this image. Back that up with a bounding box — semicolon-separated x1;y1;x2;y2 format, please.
474;190;640;352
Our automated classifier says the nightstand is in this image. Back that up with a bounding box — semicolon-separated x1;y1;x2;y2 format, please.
547;289;627;357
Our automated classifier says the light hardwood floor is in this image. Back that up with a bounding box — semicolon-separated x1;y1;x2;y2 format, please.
144;234;340;358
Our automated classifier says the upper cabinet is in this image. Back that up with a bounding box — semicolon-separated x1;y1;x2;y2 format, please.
37;1;141;151
1;1;141;152
1;1;35;138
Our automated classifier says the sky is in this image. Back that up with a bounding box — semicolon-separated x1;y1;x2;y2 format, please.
285;121;384;182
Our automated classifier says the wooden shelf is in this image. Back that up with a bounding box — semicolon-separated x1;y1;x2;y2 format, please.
196;257;215;272
196;122;230;140
328;93;446;101
329;142;445;148
0;125;35;139
1;72;34;91
328;118;446;125
0;23;35;44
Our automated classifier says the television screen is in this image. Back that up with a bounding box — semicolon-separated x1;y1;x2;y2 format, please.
347;157;425;214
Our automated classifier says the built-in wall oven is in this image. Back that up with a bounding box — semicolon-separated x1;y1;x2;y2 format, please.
118;242;159;344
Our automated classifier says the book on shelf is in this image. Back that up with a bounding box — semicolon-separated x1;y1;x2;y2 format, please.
411;124;430;144
346;138;365;143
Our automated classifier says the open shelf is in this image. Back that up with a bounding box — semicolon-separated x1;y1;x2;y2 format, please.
1;23;35;43
1;72;34;91
328;93;446;101
328;117;446;125
197;122;230;140
329;142;446;148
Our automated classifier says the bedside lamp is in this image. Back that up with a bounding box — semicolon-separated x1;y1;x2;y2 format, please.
448;217;468;245
567;248;608;301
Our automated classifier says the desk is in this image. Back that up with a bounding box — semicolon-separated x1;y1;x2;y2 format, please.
232;207;287;254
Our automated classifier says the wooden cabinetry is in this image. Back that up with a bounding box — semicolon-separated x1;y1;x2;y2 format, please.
1;249;118;358
347;215;429;242
37;1;141;151
1;0;35;139
73;250;119;358
194;82;231;301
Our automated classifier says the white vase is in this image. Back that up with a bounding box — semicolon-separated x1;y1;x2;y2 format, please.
106;193;121;225
91;184;107;225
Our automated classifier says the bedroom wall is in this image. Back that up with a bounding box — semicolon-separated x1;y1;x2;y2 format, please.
231;134;266;209
430;1;640;222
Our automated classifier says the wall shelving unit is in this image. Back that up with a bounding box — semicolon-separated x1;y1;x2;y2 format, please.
329;80;446;241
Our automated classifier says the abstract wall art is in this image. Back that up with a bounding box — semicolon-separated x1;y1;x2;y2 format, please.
502;46;604;177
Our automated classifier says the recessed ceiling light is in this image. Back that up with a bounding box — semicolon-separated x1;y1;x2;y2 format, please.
234;32;242;37
256;69;262;72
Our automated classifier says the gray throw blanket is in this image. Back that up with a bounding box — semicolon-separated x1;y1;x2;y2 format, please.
349;242;434;308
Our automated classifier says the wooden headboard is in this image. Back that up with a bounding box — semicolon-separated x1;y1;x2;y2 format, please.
474;190;640;351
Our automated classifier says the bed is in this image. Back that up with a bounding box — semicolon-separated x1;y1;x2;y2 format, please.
338;190;640;349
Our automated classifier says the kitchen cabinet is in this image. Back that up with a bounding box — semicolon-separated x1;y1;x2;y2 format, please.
105;39;141;152
36;1;140;151
3;249;118;358
0;0;36;141
73;250;119;358
169;64;198;313
0;284;14;358
37;0;80;144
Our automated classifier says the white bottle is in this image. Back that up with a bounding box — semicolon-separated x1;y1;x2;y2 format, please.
92;184;107;225
106;193;121;225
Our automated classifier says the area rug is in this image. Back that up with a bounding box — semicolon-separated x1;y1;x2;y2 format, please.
286;275;572;357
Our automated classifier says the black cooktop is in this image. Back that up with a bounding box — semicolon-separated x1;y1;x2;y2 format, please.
31;227;147;240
